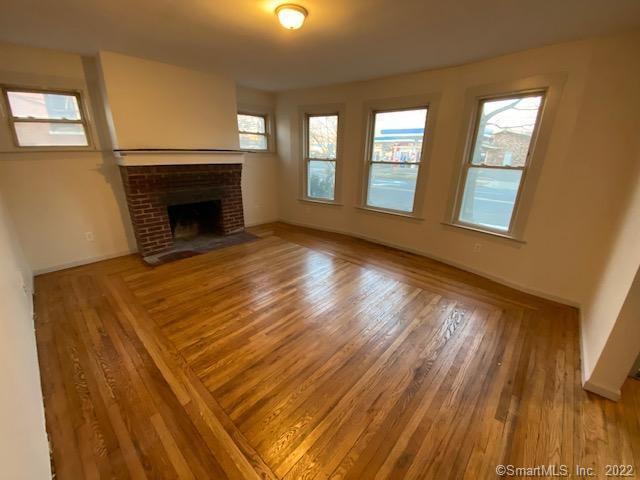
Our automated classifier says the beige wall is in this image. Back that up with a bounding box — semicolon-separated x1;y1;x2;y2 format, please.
0;153;136;273
275;31;640;398
0;43;136;273
0;43;279;272
0;190;51;479
274;32;640;307
237;86;280;225
584;266;640;400
581;146;640;399
98;51;239;150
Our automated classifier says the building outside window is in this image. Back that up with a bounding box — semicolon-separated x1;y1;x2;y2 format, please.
3;88;89;147
365;107;428;213
455;93;544;233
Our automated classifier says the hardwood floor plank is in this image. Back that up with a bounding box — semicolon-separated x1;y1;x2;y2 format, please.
267;291;439;476
105;275;275;480
237;284;423;437
331;304;475;480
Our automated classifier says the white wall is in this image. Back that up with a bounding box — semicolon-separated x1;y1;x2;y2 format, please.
0;190;51;479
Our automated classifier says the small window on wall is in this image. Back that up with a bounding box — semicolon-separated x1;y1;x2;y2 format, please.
305;113;338;201
2;88;89;147
237;113;268;151
365;107;428;213
454;92;544;233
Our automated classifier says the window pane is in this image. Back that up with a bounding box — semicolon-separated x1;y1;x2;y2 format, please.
307;160;335;200
239;133;267;150
471;95;542;167
237;114;266;134
367;163;418;212
371;108;427;163
459;167;523;231
308;115;337;159
7;91;81;120
14;122;88;147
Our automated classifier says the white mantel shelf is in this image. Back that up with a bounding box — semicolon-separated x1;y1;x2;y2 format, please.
114;149;245;166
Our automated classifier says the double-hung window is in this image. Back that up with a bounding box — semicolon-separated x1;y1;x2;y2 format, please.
454;92;545;234
3;87;89;147
364;107;428;213
304;113;338;201
237;113;269;151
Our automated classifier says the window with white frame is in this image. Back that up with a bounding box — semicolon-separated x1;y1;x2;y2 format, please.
237;113;269;151
454;92;545;233
2;87;89;147
304;113;338;201
365;107;428;213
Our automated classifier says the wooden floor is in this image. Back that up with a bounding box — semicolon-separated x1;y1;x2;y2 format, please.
35;222;640;479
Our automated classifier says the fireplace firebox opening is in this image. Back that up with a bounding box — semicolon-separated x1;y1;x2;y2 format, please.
168;200;222;240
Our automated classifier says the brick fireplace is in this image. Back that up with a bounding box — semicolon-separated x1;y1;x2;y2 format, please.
120;164;244;258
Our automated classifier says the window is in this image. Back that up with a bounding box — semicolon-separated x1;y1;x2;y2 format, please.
365;107;428;213
3;88;89;147
237;113;268;151
304;113;338;201
454;92;544;233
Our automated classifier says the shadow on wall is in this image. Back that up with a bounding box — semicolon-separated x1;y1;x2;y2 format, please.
82;56;137;254
581;154;640;399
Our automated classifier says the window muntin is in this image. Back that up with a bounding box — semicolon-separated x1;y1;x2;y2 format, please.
305;113;338;201
365;107;428;213
237;113;268;151
456;93;544;233
3;88;89;147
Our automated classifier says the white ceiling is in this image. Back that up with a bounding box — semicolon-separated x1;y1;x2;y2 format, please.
2;0;640;91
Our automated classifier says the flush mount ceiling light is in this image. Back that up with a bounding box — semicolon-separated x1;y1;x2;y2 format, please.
275;4;308;30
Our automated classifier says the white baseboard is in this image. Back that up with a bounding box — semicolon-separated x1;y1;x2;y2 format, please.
579;319;592;386
33;249;137;276
277;218;580;308
32;218;579;306
245;217;279;228
582;378;621;401
579;323;622;402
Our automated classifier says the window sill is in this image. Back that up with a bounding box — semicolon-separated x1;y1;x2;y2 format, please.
0;147;98;154
298;197;343;207
441;221;526;243
356;205;424;221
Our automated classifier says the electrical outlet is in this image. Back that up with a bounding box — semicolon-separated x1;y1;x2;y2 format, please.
473;243;482;252
84;231;95;242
